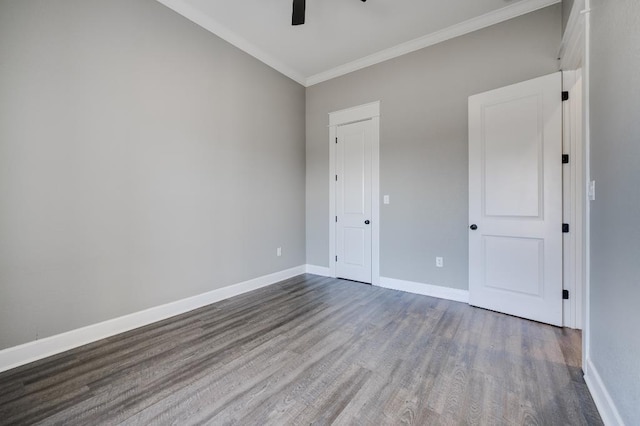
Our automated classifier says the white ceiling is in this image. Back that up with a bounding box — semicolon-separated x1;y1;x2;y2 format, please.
156;0;559;86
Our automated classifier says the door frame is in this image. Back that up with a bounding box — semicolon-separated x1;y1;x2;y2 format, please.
328;101;380;285
560;0;590;368
562;69;585;330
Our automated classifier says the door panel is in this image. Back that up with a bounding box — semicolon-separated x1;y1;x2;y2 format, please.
336;120;372;283
484;236;543;296
344;227;365;265
483;94;542;218
469;72;563;326
343;134;366;214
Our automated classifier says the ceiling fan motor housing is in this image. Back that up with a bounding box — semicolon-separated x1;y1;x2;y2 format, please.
293;0;366;26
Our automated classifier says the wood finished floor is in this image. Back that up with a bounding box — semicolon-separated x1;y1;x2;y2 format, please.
0;274;602;425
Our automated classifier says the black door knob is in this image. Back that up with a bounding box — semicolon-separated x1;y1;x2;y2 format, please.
364;220;370;225
470;224;478;230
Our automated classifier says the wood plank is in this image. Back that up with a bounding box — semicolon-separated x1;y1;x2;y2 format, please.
0;274;602;425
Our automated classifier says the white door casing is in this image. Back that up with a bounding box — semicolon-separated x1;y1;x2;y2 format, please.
328;101;380;286
335;120;372;283
560;0;590;370
468;72;563;326
562;70;585;330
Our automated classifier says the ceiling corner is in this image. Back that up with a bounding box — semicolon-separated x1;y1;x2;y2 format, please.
155;0;307;86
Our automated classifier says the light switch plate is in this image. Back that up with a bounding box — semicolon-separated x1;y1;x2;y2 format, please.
383;195;390;205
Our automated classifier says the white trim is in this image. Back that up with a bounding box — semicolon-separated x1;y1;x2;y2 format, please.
582;0;592;378
328;102;381;127
328;101;380;286
562;70;585;329
157;0;559;88
306;0;560;86
378;277;470;304
305;264;331;277
153;0;306;86
562;70;575;328
559;0;591;367
559;0;587;70
0;265;306;373
573;69;585;330
584;358;627;426
329;125;337;279
370;116;380;286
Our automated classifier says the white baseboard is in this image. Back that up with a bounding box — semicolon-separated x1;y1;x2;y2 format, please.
300;271;469;304
0;265;306;374
305;264;331;277
584;358;626;426
378;277;469;304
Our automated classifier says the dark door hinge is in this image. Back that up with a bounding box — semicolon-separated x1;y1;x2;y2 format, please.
563;289;570;300
562;91;569;101
562;154;569;164
335;216;337;222
335;255;338;262
563;223;570;233
335;137;338;144
335;175;338;181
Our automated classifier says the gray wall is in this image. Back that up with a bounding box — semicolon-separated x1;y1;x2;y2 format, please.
306;5;561;290
589;0;640;423
0;0;305;350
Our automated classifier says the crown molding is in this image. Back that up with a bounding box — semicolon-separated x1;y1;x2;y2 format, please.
305;0;561;86
156;0;560;88
154;0;307;86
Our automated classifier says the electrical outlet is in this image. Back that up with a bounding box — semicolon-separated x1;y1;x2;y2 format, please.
436;257;444;268
277;247;282;257
383;195;390;205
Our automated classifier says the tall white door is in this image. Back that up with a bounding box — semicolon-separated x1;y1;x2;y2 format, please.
468;72;563;326
336;120;372;283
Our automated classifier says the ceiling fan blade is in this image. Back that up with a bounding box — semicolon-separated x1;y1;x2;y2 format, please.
292;0;305;25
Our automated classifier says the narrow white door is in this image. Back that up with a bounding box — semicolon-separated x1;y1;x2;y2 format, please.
336;120;372;283
468;72;563;326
